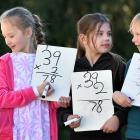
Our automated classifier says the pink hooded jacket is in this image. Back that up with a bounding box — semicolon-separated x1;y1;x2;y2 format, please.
0;53;59;140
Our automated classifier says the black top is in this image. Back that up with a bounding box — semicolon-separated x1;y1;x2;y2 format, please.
58;52;127;140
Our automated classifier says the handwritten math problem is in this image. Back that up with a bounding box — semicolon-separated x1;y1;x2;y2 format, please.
71;70;114;131
121;53;140;106
35;46;63;83
31;45;77;101
80;71;107;94
79;99;109;113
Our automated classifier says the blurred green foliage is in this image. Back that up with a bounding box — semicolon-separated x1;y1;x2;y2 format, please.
0;1;138;140
0;0;140;60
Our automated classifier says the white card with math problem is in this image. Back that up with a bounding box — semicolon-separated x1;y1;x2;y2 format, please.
31;45;77;101
121;53;140;106
71;70;114;131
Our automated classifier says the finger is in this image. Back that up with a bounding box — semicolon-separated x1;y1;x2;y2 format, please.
46;85;54;96
100;121;110;133
105;130;113;133
100;123;105;130
67;115;80;120
102;127;108;133
59;97;65;103
43;80;49;88
59;102;67;108
69;121;80;128
58;97;70;107
48;85;54;93
122;102;132;108
103;127;111;133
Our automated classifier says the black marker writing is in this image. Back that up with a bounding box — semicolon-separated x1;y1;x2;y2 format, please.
36;71;62;83
77;84;82;89
34;64;41;69
36;46;62;83
42;46;51;65
83;71;107;94
53;51;61;66
79;99;109;113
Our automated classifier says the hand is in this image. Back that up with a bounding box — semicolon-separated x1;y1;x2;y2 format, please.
113;91;132;107
37;81;54;96
58;96;71;108
100;115;119;133
67;115;81;129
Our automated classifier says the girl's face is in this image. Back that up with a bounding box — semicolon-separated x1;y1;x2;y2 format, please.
83;22;112;56
130;21;140;51
1;19;32;53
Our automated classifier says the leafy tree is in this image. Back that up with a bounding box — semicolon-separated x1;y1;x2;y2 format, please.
0;0;140;59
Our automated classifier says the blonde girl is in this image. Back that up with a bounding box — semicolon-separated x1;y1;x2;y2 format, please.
113;13;140;140
0;7;70;140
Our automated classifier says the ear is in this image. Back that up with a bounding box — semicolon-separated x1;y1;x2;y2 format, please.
79;33;88;46
25;27;33;38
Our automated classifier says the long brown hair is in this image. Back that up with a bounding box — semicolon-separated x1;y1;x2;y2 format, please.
77;13;112;58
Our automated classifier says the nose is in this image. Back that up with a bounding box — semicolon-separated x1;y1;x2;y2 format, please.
5;38;11;46
103;33;110;41
132;36;136;43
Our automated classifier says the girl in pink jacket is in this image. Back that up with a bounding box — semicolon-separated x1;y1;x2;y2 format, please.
0;7;70;140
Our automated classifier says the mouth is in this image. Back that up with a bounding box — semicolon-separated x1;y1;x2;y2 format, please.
101;44;111;48
136;43;140;46
9;45;16;49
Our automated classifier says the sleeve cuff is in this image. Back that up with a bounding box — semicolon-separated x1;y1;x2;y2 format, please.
32;87;40;97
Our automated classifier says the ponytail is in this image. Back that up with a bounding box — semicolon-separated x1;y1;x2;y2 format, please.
32;14;46;47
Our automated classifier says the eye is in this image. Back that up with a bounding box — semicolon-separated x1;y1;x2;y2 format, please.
9;35;14;38
107;32;112;36
136;33;140;36
131;31;140;36
96;32;103;36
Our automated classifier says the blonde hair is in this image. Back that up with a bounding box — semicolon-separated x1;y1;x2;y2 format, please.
0;7;45;49
129;13;140;33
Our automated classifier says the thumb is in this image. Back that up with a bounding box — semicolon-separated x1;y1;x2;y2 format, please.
43;80;49;88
